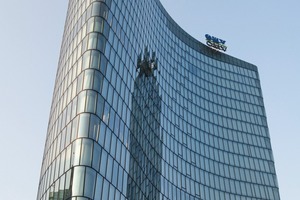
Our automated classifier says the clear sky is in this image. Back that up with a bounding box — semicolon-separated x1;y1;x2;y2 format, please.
0;0;299;199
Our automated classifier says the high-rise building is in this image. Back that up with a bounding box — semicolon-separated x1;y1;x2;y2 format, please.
37;0;280;199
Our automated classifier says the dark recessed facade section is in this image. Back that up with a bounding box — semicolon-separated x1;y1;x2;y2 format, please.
37;0;280;200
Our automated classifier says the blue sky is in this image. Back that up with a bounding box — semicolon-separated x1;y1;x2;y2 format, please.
0;0;299;199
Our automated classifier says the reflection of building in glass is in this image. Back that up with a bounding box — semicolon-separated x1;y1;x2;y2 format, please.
37;0;280;199
49;189;71;200
127;48;162;199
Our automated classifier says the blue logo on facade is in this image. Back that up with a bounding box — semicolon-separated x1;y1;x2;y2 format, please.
205;34;227;52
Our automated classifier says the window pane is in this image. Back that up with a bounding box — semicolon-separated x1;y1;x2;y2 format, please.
100;54;107;75
90;51;101;70
96;94;104;118
102;180;109;199
87;17;94;33
78;113;90;138
80;139;93;166
93;71;103;93
77;91;86;114
83;70;94;90
64;170;72;199
72;166;85;196
92;2;101;16
88;33;98;50
84;167;96;198
86;90;97;113
72;139;81;166
94;174;103;200
89;114;100;140
97;34;105;52
82;51;91;70
94;17;104;33
92;142;101;170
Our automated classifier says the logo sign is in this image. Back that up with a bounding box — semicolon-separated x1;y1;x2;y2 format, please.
205;34;227;52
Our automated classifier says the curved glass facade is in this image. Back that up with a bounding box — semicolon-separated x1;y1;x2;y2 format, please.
37;0;280;199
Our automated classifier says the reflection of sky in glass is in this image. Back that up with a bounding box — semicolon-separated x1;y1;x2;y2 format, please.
103;113;109;124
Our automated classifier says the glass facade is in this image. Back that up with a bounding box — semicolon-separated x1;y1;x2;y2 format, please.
127;48;162;199
37;0;280;199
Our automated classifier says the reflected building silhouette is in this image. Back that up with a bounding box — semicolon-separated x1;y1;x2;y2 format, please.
127;48;162;199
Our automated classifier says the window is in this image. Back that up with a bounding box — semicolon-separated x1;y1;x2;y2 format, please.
72;166;85;196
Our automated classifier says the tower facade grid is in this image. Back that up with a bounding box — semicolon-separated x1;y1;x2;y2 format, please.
37;0;280;199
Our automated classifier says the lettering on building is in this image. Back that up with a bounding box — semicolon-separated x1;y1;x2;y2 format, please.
205;34;227;52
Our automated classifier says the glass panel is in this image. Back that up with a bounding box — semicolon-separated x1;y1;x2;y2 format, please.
93;71;103;93
72;166;85;196
102;179;109;200
86;90;97;113
87;17;94;33
64;170;72;199
94;174;103;200
92;2;101;16
100;54;107;75
71;116;79;141
102;101;110;124
92;142;101;170
78;113;90;138
82;51;91;70
84;167;96;198
97;34;105;52
94;17;104;33
83;69;94;90
71;140;81;166
98;121;106;147
80;139;93;166
77;91;86;114
100;3;108;19
76;73;83;94
100;150;107;177
89;114;100;140
88;33;98;50
90;51;101;70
